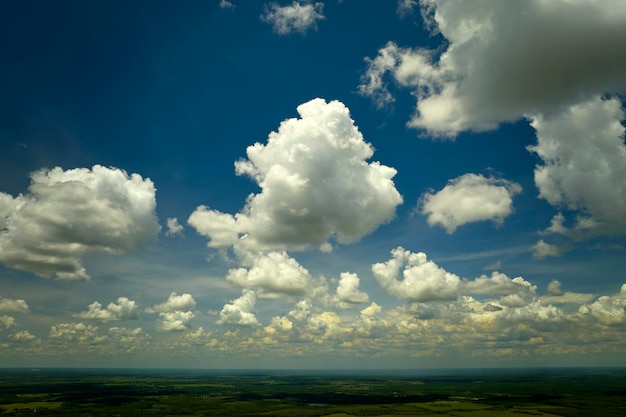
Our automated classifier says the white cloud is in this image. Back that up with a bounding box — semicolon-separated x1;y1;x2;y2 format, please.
217;289;259;326
49;323;100;343
165;217;184;237
10;330;37;342
189;98;403;251
147;292;196;313
74;297;139;322
463;272;537;307
531;239;565;260
397;0;419;17
335;272;369;305
226;250;312;297
372;247;460;302
579;285;626;325
483;260;502;271
147;293;197;331
0;296;29;314
0;165;160;280
157;311;195;332
0;315;16;330
219;0;235;10
528;96;626;238
359;1;626;137
260;1;324;35
420;173;522;233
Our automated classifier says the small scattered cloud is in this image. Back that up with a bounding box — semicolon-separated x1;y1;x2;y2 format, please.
419;173;522;234
483;260;502;271
216;289;259;326
147;292;197;332
334;272;369;306
165;217;184;237
0;296;29;314
372;247;461;302
226;250;312;298
74;297;139;322
260;1;324;35
531;239;565;260
219;0;235;10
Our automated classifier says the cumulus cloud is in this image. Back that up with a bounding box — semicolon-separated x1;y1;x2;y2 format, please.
397;0;419;17
74;297;139;322
157;311;195;332
528;96;626;238
189;98;403;251
219;0;235;10
420;173;522;233
463;272;537;307
147;292;196;313
49;323;100;343
217;289;259;326
260;1;324;35
0;296;29;314
372;247;461;302
359;1;626;137
579;284;626;325
531;239;565;260
334;272;369;305
165;217;184;237
0;165;160;280
226;250;312;298
147;292;196;331
10;330;37;342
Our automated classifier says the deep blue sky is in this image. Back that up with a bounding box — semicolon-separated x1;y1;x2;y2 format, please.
1;0;625;369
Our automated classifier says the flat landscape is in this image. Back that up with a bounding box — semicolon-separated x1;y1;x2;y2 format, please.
1;368;625;416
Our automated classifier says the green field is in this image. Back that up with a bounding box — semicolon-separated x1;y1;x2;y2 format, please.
0;368;624;416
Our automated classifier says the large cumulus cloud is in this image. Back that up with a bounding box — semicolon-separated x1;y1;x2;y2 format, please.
0;165;160;280
189;98;403;251
360;0;626;137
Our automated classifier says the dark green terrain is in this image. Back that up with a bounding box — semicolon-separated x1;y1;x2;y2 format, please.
1;368;625;416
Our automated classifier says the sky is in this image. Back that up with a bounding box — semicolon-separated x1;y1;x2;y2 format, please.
1;0;626;369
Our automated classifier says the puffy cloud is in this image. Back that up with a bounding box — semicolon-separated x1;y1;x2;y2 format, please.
0;296;29;314
216;289;259;326
531;239;565;260
147;293;196;332
219;0;235;10
49;323;100;343
147;292;196;313
579;285;626;325
359;1;626;136
335;272;369;305
528;96;626;238
0;315;16;330
10;330;37;342
397;0;419;17
0;165;160;280
165;217;184;237
189;98;402;251
157;311;195;332
226;250;312;297
372;247;460;302
360;302;382;317
420;173;522;233
74;297;139;322
463;272;537;307
260;1;324;35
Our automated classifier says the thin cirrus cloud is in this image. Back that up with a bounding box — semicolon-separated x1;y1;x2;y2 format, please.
0;165;160;280
188;98;403;252
419;173;522;234
260;1;324;35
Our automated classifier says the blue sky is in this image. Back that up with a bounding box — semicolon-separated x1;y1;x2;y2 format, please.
1;0;626;369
